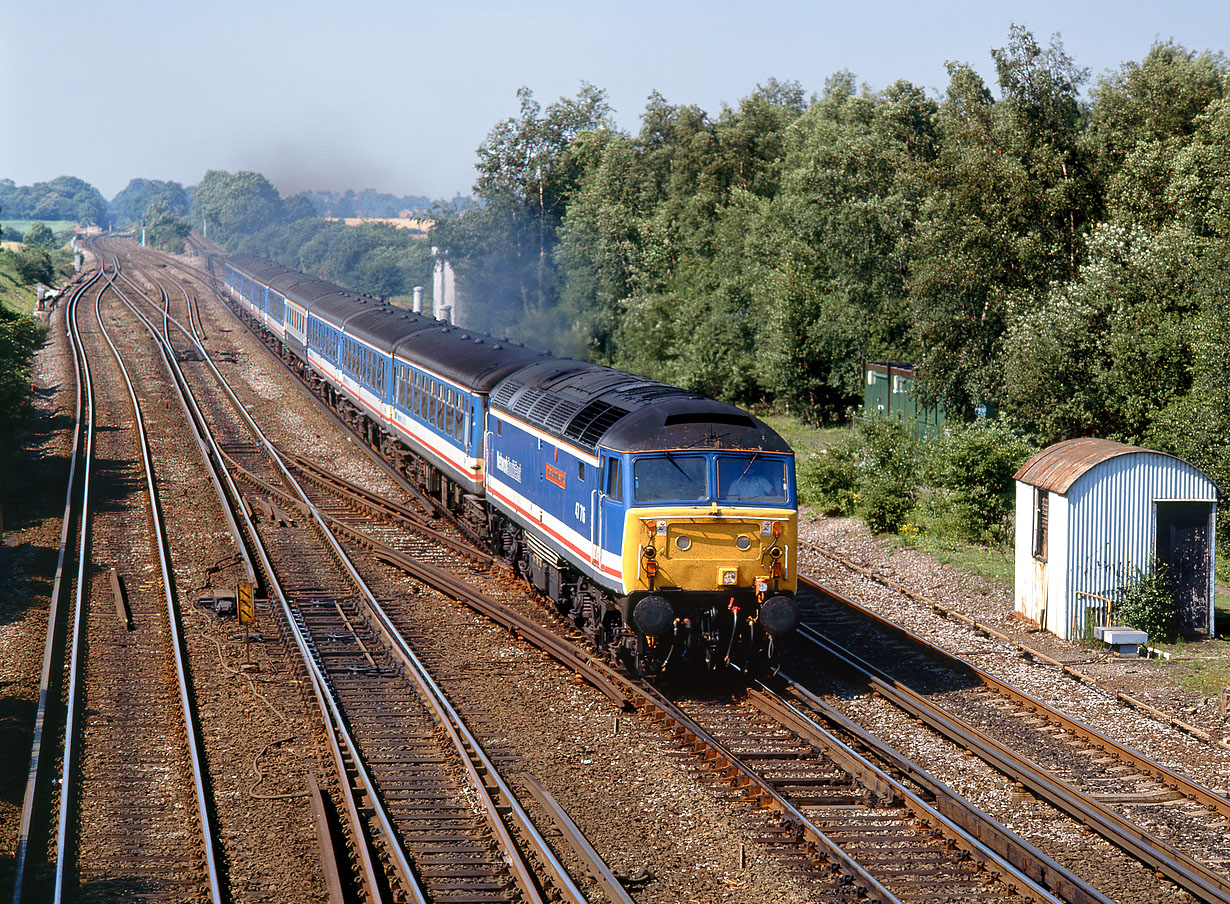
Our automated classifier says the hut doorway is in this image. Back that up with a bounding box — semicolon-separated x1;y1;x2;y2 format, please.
1155;501;1213;635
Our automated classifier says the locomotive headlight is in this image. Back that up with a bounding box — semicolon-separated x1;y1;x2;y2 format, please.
675;535;691;551
735;535;751;551
720;568;738;585
768;546;783;560
642;545;656;559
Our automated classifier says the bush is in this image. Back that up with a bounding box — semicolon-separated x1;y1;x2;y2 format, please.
856;419;918;533
922;417;1035;545
863;474;916;533
1115;566;1176;641
13;248;53;285
799;433;861;514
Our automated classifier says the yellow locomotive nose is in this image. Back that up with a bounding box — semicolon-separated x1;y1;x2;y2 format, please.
627;513;796;595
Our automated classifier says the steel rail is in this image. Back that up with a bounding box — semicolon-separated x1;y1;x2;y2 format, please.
51;264;101;903
104;249;414;901
804;541;1230;753
627;680;905;904
748;680;1108;904
800;574;1230;818
126;245;594;902
520;775;637;904
100;251;394;901
797;620;1230;904
84;264;224;903
117;248;577;902
11;271;99;904
179;239;1023;902
110;265;258;589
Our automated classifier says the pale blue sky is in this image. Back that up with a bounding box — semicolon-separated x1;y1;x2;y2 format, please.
2;0;1224;202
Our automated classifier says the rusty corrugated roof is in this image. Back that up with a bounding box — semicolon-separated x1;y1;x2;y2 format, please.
1013;437;1185;495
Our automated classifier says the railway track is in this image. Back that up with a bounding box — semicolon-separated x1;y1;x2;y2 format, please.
178;234;1175;904
69;237;1230;904
103;242;598;903
12;262;223;903
208;422;1096;903
791;577;1230;904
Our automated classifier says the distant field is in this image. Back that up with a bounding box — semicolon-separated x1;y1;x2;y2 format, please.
1;220;79;238
323;217;431;233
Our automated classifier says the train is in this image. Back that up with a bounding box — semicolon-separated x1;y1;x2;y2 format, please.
222;254;799;674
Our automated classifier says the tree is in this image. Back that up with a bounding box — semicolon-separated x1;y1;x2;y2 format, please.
910;28;1094;413
0;306;46;480
1000;222;1200;442
192;170;286;243
112;179;189;225
13;248;53;285
282;193;317;222
144;201;192;253
432;84;614;343
23;221;54;249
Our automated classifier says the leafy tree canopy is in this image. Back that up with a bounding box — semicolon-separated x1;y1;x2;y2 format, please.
112;179;189;226
22;221;55;249
0;176;107;224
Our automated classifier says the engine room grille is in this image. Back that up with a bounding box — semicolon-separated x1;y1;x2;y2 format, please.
565;401;629;449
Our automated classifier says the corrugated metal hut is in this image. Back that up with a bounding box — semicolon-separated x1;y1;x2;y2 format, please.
1014;438;1219;641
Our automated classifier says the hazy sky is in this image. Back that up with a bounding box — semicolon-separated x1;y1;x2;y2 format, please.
2;1;1225;202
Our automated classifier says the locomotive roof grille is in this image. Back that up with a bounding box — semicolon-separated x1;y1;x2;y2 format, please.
565;401;630;448
543;399;583;433
618;385;695;403
491;380;523;409
511;390;539;419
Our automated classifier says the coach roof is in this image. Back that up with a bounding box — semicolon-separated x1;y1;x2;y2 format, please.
345;306;436;353
393;327;547;392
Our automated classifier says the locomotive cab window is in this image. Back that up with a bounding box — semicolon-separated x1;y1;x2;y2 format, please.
717;456;787;503
633;454;707;503
605;459;622;503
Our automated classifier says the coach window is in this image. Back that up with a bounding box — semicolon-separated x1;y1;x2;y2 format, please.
605;459;622;502
436;384;446;430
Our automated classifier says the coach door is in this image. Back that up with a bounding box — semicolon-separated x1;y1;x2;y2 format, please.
1156;501;1213;636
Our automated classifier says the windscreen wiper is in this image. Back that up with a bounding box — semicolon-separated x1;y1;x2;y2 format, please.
733;450;760;483
664;450;690;479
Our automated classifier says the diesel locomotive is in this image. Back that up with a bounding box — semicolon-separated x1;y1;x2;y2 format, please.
222;254;799;673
